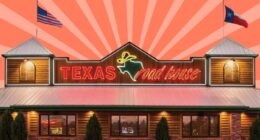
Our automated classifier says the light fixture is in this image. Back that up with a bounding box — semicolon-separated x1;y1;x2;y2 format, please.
241;112;246;117
11;112;18;119
220;112;227;116
29;111;37;115
88;111;95;116
160;111;168;117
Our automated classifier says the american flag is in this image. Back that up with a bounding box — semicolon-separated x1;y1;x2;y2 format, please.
37;5;62;27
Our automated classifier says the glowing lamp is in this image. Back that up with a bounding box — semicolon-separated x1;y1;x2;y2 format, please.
88;111;95;116
160;111;168;117
11;112;18;120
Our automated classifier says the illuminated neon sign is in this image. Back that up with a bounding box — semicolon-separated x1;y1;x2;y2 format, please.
117;51;144;81
54;43;206;85
59;66;116;81
136;65;201;81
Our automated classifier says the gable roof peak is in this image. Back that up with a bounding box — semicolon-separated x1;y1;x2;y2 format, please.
2;38;54;57
206;37;258;57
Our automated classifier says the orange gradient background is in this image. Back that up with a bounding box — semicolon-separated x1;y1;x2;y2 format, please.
0;0;260;88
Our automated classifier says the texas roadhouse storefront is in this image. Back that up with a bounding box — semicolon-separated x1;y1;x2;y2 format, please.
0;38;260;140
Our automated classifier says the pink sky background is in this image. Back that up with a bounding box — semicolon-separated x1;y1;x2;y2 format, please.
0;0;260;88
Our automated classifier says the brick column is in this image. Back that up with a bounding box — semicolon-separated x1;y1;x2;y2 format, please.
231;113;241;140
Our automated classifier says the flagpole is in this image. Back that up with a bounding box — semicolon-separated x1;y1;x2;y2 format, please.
36;0;38;38
222;0;225;40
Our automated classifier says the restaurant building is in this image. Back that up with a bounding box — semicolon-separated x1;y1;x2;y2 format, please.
0;37;259;140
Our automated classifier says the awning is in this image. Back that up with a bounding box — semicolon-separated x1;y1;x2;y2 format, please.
0;86;260;111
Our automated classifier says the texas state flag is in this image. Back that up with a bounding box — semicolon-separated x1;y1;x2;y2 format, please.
225;6;248;28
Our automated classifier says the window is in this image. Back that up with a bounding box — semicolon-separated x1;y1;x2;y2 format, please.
209;116;219;136
111;116;120;136
67;115;76;136
182;115;219;137
49;115;67;135
40;115;48;136
111;115;147;137
138;116;147;136
182;116;191;137
223;60;240;84
20;60;36;83
191;116;209;136
40;115;76;136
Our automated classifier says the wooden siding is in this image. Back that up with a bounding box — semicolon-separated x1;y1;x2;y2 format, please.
210;58;254;85
26;111;256;139
149;112;180;137
77;111;181;138
7;59;49;84
77;112;109;138
241;113;256;136
28;111;39;136
220;112;231;136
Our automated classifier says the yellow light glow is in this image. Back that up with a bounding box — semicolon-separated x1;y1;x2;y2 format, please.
220;112;227;116
11;112;18;120
117;51;137;64
24;60;34;70
160;111;168;117
225;60;236;68
29;111;37;115
87;111;95;116
241;112;246;117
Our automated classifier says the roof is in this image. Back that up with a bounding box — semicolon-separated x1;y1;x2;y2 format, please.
2;38;54;57
1;86;260;111
206;38;258;57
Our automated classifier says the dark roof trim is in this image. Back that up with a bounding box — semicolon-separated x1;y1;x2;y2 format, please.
2;54;55;57
205;54;258;58
4;105;251;112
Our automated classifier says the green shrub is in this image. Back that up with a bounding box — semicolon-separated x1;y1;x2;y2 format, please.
250;118;260;140
156;117;170;140
0;110;13;140
12;112;27;140
85;114;102;140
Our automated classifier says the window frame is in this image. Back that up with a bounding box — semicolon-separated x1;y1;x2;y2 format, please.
19;60;36;83
39;114;76;136
223;60;240;84
110;115;148;137
182;115;220;138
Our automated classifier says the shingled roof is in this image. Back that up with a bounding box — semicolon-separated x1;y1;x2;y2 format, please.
2;38;53;57
206;38;258;57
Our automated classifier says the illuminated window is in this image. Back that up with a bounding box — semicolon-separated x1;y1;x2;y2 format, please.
20;60;36;82
49;115;67;135
191;116;209;136
40;115;48;136
40;115;76;136
182;115;219;137
223;60;240;84
111;115;147;137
